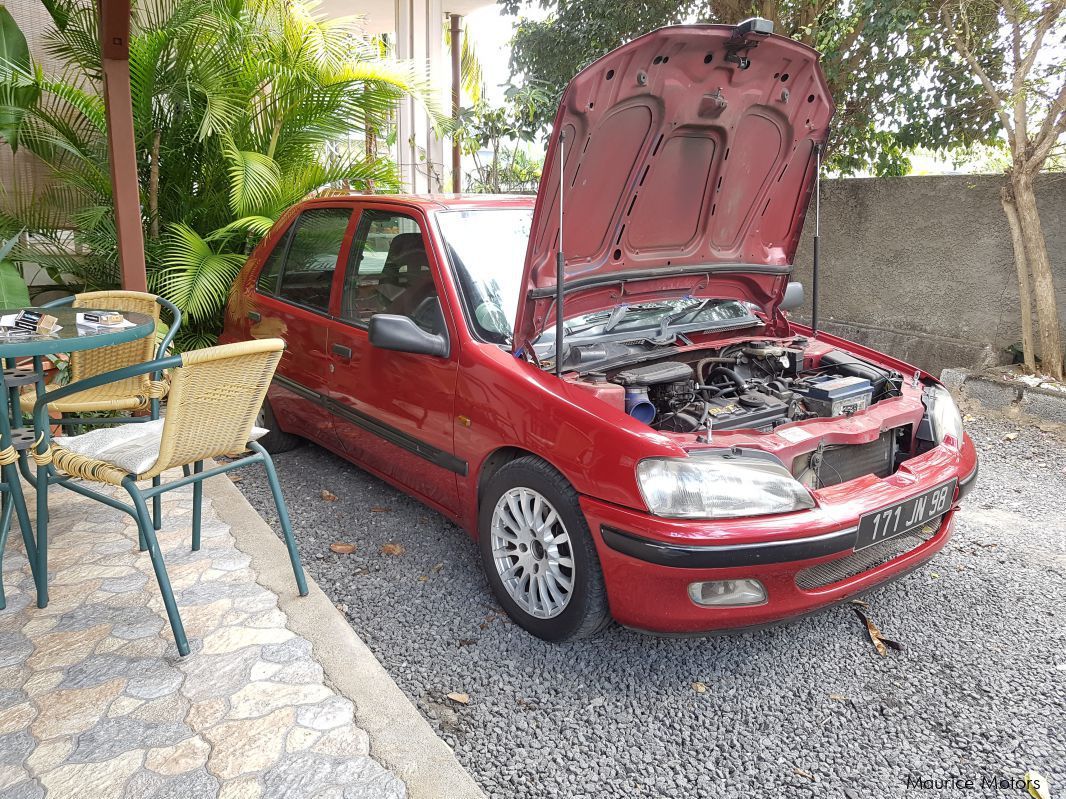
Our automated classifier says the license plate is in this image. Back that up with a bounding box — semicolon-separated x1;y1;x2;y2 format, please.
854;479;957;551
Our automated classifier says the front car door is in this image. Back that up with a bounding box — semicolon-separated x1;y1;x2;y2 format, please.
328;204;463;516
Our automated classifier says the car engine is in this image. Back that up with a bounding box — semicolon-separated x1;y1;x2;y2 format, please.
601;340;903;433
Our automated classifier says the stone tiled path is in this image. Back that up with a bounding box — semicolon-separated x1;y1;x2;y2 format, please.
0;475;406;799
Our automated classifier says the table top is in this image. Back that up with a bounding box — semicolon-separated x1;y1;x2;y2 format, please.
0;307;156;358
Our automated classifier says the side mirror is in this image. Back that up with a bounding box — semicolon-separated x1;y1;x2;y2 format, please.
780;281;804;312
368;314;449;358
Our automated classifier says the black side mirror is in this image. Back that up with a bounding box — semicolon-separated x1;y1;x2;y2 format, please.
780;281;804;312
368;314;449;358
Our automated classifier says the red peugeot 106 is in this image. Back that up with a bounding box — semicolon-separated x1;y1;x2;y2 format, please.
222;21;978;641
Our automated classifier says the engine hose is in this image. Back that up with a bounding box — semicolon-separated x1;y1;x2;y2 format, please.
708;366;745;396
696;356;739;383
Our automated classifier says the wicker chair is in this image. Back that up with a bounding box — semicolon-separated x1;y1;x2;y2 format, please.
29;338;307;656
20;291;182;531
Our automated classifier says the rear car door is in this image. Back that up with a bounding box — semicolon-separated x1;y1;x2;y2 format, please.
328;204;463;516
250;204;355;447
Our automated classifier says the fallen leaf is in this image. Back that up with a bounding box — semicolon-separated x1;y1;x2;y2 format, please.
380;542;406;556
370;506;390;513
1003;432;1019;442
417;575;428;582
320;489;338;501
229;474;243;484
446;692;470;705
692;682;707;694
963;414;976;423
850;599;869;608
793;767;816;782
829;693;848;702
458;638;477;647
430;562;444;573
930;572;940;580
1025;770;1050;799
329;542;356;555
854;608;903;657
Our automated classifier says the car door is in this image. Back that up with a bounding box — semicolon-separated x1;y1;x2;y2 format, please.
328;204;463;516
250;204;355;448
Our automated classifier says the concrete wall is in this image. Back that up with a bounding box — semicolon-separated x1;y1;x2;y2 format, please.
790;174;1066;374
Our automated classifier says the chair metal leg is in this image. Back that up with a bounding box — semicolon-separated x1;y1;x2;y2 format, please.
35;463;49;608
0;492;14;610
191;461;203;551
124;478;189;656
1;462;34;569
152;476;162;532
254;445;308;597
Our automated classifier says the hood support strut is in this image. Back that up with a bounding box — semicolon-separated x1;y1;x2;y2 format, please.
555;131;567;376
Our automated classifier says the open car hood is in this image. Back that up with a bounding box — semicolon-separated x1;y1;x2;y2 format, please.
513;21;834;353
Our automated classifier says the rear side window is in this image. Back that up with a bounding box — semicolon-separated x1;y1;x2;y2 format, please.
258;208;351;312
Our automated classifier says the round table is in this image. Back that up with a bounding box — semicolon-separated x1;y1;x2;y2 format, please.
0;307;155;609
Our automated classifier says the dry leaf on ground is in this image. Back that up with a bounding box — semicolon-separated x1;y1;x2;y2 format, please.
793;768;816;782
320;489;338;501
430;562;444;573
229;474;243;483
692;682;707;694
370;506;390;513
1025;770;1050;799
1003;432;1019;442
854;608;903;656
446;692;470;705
329;542;356;555
850;599;869;608
829;694;848;702
381;542;406;556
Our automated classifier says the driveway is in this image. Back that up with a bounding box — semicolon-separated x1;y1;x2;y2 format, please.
236;415;1066;799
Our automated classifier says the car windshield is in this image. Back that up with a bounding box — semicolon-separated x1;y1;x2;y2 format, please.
436;208;533;345
437;208;762;347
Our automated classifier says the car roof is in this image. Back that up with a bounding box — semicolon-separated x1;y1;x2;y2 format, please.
299;193;536;212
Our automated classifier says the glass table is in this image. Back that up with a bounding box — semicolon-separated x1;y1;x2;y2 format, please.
0;307;156;609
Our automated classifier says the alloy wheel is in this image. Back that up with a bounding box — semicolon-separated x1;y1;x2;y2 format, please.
489;487;575;619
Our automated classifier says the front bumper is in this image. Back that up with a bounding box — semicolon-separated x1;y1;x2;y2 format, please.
582;436;978;634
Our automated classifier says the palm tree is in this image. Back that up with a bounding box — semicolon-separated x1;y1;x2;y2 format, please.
0;0;445;348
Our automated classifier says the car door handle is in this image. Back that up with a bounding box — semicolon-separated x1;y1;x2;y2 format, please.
331;343;352;360
248;311;261;322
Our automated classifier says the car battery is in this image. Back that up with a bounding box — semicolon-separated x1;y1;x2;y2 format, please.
795;375;874;417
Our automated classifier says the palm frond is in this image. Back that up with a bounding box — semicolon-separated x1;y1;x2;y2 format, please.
156;223;245;322
222;139;282;216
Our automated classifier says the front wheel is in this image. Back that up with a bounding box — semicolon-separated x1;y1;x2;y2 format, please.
255;398;302;454
478;457;612;641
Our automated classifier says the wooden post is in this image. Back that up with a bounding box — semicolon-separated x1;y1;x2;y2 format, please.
450;13;462;194
99;0;147;291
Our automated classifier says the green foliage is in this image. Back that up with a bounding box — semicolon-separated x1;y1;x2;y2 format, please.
456;83;548;193
500;0;1003;176
0;233;30;309
0;0;442;348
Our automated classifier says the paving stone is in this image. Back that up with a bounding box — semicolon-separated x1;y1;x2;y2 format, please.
203;707;294;780
0;635;32;669
260;638;311;665
126;666;183;700
0;732;34;767
179;649;259;702
260;752;405;799
38;749;143;799
121;766;219;799
100;575;149;594
0;777;45;799
295;697;354;732
68;719;188;764
144;736;210;776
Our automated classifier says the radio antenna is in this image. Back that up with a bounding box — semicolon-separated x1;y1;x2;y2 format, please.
555;131;566;377
811;142;822;339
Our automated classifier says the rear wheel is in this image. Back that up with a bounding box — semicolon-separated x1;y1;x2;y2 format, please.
255;398;302;454
478;457;612;641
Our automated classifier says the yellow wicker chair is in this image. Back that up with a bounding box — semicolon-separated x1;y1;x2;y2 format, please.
28;338;307;656
21;290;182;530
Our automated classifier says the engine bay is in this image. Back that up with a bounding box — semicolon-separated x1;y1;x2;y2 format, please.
577;338;905;434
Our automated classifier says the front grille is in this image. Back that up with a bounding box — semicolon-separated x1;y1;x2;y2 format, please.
795;517;941;590
793;431;896;489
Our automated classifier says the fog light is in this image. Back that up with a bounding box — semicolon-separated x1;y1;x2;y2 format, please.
687;579;767;607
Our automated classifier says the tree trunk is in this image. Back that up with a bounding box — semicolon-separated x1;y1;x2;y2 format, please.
1011;171;1064;380
1000;183;1036;372
148;129;161;240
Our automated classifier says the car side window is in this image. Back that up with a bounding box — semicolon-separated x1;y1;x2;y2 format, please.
272;208;351;312
255;227;290;295
340;210;444;334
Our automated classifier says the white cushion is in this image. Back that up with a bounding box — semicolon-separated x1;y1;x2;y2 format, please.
54;419;268;475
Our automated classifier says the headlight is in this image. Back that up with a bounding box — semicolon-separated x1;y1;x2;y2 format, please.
923;385;963;449
636;453;815;519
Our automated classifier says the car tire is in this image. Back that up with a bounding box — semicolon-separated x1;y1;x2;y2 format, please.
255;398;302;453
478;456;612;641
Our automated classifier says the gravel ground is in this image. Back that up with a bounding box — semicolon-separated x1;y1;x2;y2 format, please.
237;414;1066;799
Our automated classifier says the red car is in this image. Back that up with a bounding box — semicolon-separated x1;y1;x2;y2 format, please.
222;21;977;641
